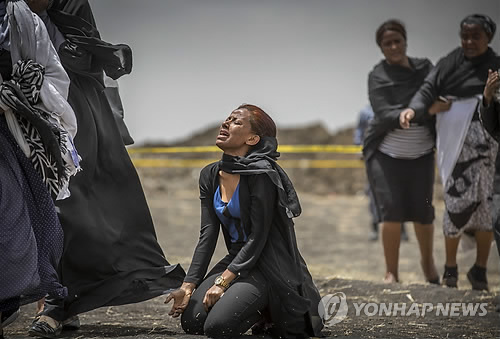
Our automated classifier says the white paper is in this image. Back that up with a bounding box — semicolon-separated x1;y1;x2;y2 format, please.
436;96;479;185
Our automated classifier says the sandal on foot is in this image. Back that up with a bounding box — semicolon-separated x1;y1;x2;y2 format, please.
442;265;458;288
467;264;488;291
28;317;62;338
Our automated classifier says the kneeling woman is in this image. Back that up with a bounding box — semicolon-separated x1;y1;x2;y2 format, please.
166;104;323;338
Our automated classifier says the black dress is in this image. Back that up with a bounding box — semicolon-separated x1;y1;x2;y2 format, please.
41;0;185;317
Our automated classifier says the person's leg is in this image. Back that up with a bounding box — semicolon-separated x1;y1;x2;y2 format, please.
382;221;402;282
442;236;460;288
29;295;65;337
466;230;493;291
180;272;221;335
413;223;438;283
203;270;268;338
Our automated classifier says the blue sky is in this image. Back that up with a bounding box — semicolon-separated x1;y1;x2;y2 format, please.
89;0;500;144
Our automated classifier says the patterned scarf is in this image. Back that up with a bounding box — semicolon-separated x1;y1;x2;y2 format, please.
0;59;68;198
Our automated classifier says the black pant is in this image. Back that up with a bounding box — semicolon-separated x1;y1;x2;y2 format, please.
181;269;268;338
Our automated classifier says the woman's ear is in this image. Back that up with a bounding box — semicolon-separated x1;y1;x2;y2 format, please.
246;134;260;146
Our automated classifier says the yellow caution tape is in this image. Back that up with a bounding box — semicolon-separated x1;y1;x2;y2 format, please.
132;158;364;169
128;144;362;154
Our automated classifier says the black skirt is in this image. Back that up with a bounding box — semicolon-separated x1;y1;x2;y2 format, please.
366;150;435;224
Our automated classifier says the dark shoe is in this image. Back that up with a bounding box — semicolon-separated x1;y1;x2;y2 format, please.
62;316;80;331
442;265;458;288
467;264;488;291
28;317;62;338
368;229;378;241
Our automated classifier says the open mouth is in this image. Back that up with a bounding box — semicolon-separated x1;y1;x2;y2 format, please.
217;129;229;138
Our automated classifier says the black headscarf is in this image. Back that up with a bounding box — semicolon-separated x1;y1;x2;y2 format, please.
461;14;496;42
219;136;301;218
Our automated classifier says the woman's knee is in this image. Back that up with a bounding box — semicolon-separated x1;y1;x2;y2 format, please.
203;314;247;338
180;308;205;335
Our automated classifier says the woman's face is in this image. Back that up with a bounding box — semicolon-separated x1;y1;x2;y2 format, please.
216;108;259;154
379;30;407;66
461;23;490;59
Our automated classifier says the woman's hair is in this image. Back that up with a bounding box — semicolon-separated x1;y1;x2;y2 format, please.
238;104;277;138
376;19;407;46
460;14;496;42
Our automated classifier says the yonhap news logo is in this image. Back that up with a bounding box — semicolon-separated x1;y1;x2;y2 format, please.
318;292;348;326
318;292;488;326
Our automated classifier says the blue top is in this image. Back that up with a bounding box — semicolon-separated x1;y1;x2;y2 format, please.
213;184;247;243
353;104;374;145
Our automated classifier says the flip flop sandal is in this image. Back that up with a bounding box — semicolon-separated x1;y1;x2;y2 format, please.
28;318;62;338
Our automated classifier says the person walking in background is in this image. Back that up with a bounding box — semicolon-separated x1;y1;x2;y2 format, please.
363;19;446;284
25;1;185;337
402;14;499;291
166;104;323;339
354;104;408;242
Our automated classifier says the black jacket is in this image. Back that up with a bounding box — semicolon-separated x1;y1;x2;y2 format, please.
363;57;434;160
185;162;323;338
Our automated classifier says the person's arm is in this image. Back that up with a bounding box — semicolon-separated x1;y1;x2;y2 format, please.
368;73;406;131
184;170;221;286
165;166;220;316
407;61;443;122
480;69;500;141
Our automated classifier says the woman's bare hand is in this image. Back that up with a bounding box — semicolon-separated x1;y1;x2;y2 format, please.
202;285;225;312
428;100;452;115
483;69;500;106
164;283;195;318
399;108;415;129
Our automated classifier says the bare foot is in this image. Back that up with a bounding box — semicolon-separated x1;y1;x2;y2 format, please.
420;259;439;282
383;272;399;283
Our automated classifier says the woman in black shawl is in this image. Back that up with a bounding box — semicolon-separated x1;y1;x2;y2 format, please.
402;14;499;291
165;104;323;339
27;0;185;337
363;20;447;284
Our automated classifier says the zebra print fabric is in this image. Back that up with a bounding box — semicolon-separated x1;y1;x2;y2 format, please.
0;59;68;198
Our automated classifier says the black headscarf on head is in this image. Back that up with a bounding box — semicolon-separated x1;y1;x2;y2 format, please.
461;14;496;42
219;136;301;219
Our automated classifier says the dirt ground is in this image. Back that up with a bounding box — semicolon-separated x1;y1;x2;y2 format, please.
4;171;500;339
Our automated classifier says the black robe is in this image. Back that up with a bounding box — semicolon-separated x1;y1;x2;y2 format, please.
184;162;323;338
45;0;185;317
363;57;434;160
409;47;500;117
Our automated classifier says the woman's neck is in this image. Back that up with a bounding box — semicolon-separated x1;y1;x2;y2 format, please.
387;56;411;69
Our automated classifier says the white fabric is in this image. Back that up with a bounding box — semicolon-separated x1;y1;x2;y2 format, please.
6;1;80;200
436;96;479;185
